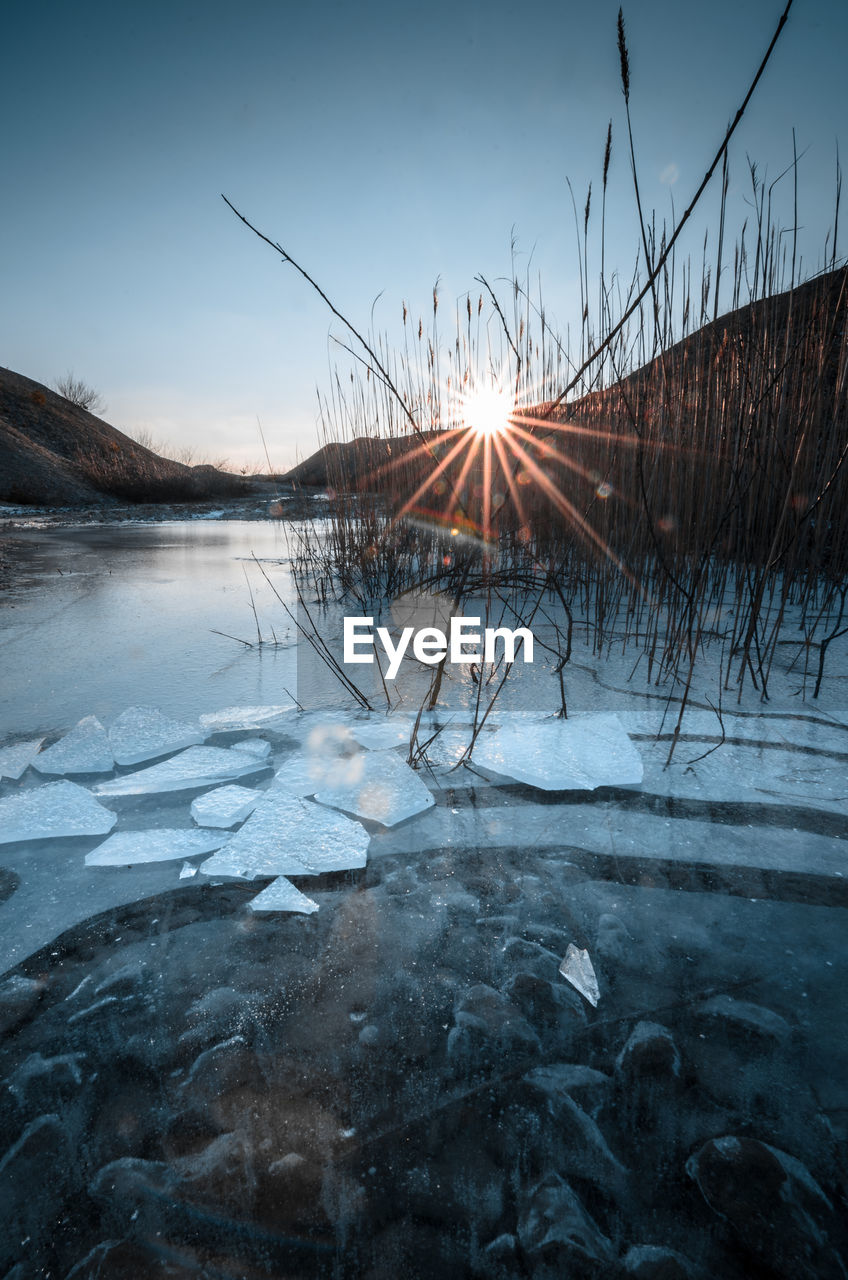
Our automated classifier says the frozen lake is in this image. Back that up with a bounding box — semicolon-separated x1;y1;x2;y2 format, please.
0;520;299;735
0;517;847;1278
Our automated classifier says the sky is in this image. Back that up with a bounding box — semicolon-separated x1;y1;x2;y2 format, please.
2;0;846;471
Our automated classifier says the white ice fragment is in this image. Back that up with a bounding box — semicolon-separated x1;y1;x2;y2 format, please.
179;861;198;879
190;785;260;828
93;747;266;796
0;737;45;780
85;828;229;866
229;738;272;760
474;713;643;791
270;746;369;797
0;781;116;845
270;752;321;796
33;716;114;776
199;705;295;732
559;944;600;1007
109;706;204;766
248;877;319;915
199;791;369;879
314;750;435;827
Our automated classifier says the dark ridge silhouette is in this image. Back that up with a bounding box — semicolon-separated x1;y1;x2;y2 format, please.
0;367;245;506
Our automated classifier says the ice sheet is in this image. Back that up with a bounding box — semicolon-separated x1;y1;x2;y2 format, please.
314;749;435;827
94;747;267;796
85;828;229;866
351;718;415;750
199;705;295;732
473;713;644;791
190;785;260;828
109;706;204;765
33;716;114;776
0;737;45;781
199;791;369;879
0;782;117;845
248;877;319;914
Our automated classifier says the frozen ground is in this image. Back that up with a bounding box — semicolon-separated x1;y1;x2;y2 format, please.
0;522;846;1277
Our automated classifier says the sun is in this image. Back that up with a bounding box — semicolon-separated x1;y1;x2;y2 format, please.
462;383;513;438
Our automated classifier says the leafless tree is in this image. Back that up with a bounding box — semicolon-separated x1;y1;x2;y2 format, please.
54;372;106;415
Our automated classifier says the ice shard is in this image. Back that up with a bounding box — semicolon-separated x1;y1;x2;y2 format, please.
248;877;319;914
0;782;117;845
559;944;600;1007
85;828;228;866
0;737;45;781
94;747;266;796
179;861;198;879
33;716;114;776
190;785;260;828
109;706;204;766
199;790;369;879
199;705;295;732
473;713;643;791
314;749;435;827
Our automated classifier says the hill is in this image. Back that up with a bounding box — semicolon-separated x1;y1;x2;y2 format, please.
282;267;848;493
0;367;244;507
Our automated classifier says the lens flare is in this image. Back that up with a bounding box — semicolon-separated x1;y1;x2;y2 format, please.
463;384;512;438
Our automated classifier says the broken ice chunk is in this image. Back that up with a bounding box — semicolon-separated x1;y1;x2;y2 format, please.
0;737;45;781
179;861;198;879
33;716;114;776
190;785;260;828
0;781;116;845
473;713;643;791
109;706;204;766
270;744;369;797
94;747;267;796
559;944;600;1007
314;750;435;827
199;705;294;732
269;752;321;796
199;791;369;879
85;828;229;866
229;738;272;760
248;877;319;914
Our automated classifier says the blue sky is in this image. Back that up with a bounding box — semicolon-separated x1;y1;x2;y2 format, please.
2;0;845;469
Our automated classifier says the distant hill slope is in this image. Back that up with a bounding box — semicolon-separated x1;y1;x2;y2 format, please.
0;367;242;506
283;267;847;490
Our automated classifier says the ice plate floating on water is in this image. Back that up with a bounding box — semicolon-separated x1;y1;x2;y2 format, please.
313;749;435;827
199;790;369;879
108;705;204;766
0;737;45;781
33;715;114;776
198;705;295;733
93;746;268;795
85;828;230;866
247;877;319;915
474;712;643;791
0;781;117;845
190;785;260;828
